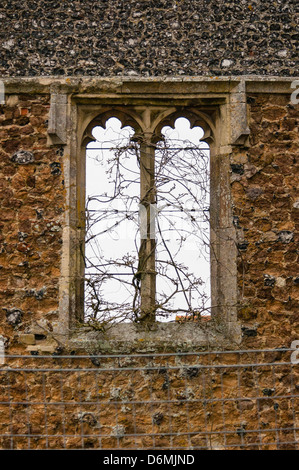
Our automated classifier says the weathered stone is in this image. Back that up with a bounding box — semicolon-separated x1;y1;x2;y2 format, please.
111;425;125;438
152;412;164;425
38;344;57;353
237;399;254;411
0;1;297;77
237;241;249;251
277;231;294;243
49;162;62;175
231;163;244;175
18;232;28;242
48;94;68;145
76;412;98;427
264;275;276;287
262;388;275;397
10;150;34;165
241;326;258;337
4;308;23;326
246;187;264;200
19;334;36;345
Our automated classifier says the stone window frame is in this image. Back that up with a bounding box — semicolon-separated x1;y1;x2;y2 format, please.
47;77;256;350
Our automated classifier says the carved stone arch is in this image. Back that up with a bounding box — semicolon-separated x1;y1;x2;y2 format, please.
153;108;217;146
81;107;144;148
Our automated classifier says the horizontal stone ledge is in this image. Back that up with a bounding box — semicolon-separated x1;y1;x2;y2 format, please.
66;320;242;354
0;76;297;95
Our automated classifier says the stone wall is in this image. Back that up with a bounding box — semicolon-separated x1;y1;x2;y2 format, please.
0;86;298;353
0;0;298;78
0;93;63;351
0;350;297;450
231;93;299;349
0;1;298;449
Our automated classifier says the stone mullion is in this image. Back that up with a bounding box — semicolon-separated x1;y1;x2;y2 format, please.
139;136;156;322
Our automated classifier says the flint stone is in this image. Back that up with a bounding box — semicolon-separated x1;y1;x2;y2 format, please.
11;150;34;165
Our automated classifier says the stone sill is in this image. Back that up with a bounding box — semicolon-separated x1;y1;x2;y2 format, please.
65;320;242;354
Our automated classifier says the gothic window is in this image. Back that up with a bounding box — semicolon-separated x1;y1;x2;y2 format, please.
83;114;211;326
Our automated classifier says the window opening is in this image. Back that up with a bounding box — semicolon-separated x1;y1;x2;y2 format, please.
155;118;210;321
84;116;210;326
